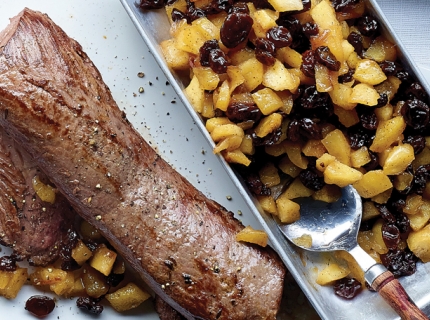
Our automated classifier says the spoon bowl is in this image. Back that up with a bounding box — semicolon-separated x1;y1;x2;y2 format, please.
277;185;428;320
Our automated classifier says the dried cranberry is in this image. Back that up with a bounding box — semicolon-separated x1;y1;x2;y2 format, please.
302;22;319;38
299;168;324;191
301;50;316;78
220;12;253;48
401;98;430;130
347;32;364;56
76;297;104;314
380;249;418;278
356;15;379;37
266;26;292;48
255;37;276;66
315;46;340;71
226;103;262;123
333;278;362;299
25;295;55;317
382;223;400;250
403;135;426;155
139;0;165;10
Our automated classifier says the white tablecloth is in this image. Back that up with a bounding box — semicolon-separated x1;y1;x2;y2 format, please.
377;0;430;69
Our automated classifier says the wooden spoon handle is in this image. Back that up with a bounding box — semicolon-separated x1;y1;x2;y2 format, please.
372;270;428;320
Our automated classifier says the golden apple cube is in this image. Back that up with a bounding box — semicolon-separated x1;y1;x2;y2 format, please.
193;67;220;91
302;139;327;158
407;224;430;262
276;47;302;68
316;263;350;286
276;195;301;224
329;83;357;110
252;9;278;36
284;141;309;169
259;162;281;187
239;57;264;92
334;105;359;128
230;47;255;65
236;225;268;247
160;39;190;71
349;83;380;106
278;155;301;178
312;184;342;203
105;282;151;312
370;116;406;153
252;88;284;115
90;244;118;276
406;203;430;231
282;177;314;199
72;239;93;265
0;268;28;299
364;36;397;62
316;153;337;172
254;113;283;138
213;80;230;112
268;0;303;12
227;66;245;94
175;23;208;55
50;271;75;296
350;146;371;168
383;143;415;175
223;149;251;166
362;201;381;221
262;59;298;91
315;63;334;93
257;195;278;215
205;117;232;133
353;59;387;85
353;170;393;198
193;17;220;40
323;160;363;187
185;75;205;113
321;129;351;166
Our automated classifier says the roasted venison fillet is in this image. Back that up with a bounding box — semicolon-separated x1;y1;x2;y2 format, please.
0;126;76;266
0;8;285;319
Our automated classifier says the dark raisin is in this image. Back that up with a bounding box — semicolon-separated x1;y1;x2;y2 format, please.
204;0;233;15
300;118;322;140
332;0;360;12
376;204;397;224
200;40;220;67
276;16;309;52
220;12;253;48
301;50;316;78
357;106;378;130
226;103;262;123
107;272;125;287
356;15;379;37
405;82;428;102
333;278;362;299
76;297;104;314
244;173;271;196
412;164;430;195
348;126;375;149
315;46;340;71
401;98;430;130
362;151;379;171
299;169;324;191
395;213;411;238
171;8;187;22
139;0;165;10
376;93;388;108
266;26;292;48
25;295;55;317
299;85;332;111
338;69;355;83
403;135;426;155
252;0;274;10
186;1;205;22
228;2;249;14
251;126;283;146
380;249;418;278
302;22;319;38
255;37;276;66
287;119;301;142
209;49;229;74
382;223;400;250
0;255;17;271
379;60;402;76
347;32;364;57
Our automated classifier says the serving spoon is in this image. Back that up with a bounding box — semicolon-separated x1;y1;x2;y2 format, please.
277;185;428;320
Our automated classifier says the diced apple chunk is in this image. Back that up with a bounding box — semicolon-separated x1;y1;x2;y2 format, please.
236;225;268;247
353;170;393;198
323;160;363;187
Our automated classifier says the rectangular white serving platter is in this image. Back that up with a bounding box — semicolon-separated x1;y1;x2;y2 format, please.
119;0;430;319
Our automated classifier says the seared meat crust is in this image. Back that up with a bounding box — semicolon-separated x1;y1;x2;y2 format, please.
0;9;285;319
